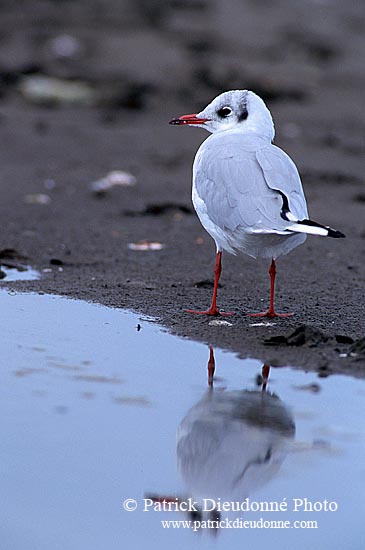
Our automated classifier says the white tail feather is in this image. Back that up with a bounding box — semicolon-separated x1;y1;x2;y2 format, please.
287;223;328;237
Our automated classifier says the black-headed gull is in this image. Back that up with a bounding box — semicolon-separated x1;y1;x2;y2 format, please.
170;90;345;317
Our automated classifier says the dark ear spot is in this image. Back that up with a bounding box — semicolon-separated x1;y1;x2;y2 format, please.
238;104;248;121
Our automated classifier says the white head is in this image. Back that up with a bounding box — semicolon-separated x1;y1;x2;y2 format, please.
170;90;275;142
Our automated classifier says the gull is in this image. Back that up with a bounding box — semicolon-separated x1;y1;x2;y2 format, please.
169;90;345;317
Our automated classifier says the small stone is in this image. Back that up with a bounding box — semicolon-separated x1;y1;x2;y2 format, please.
208;319;233;327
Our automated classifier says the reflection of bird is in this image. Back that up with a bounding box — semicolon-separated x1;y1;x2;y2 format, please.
170;90;345;317
177;358;295;508
146;352;295;530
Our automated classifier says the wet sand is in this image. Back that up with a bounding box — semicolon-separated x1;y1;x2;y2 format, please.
1;0;364;375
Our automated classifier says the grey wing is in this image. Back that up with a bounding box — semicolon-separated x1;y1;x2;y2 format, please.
256;145;308;220
194;145;294;234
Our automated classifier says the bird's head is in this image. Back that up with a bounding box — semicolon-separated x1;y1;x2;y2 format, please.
169;90;275;141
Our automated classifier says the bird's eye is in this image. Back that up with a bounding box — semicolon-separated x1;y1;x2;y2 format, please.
217;106;232;118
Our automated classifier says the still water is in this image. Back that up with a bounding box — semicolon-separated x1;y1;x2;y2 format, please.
1;290;364;549
0;265;40;282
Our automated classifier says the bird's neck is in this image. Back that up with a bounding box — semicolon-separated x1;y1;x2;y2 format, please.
243;114;275;142
212;125;274;143
210;115;275;142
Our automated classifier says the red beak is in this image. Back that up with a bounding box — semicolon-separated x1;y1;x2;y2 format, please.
169;113;209;125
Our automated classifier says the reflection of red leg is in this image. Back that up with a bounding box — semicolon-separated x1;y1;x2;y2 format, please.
207;347;215;387
248;259;294;318
261;363;270;393
185;251;234;316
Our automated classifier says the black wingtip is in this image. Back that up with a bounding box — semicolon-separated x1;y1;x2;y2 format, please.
328;228;346;238
297;218;345;238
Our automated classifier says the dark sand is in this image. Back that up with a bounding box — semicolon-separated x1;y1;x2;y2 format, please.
1;0;364;376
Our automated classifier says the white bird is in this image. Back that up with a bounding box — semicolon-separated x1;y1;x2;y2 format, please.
169;90;345;317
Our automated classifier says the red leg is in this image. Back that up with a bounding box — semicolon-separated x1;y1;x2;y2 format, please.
185;251;234;316
207;347;215;387
248;258;294;318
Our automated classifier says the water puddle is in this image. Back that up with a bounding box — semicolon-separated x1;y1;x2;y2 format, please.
1;290;364;550
0;265;40;282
